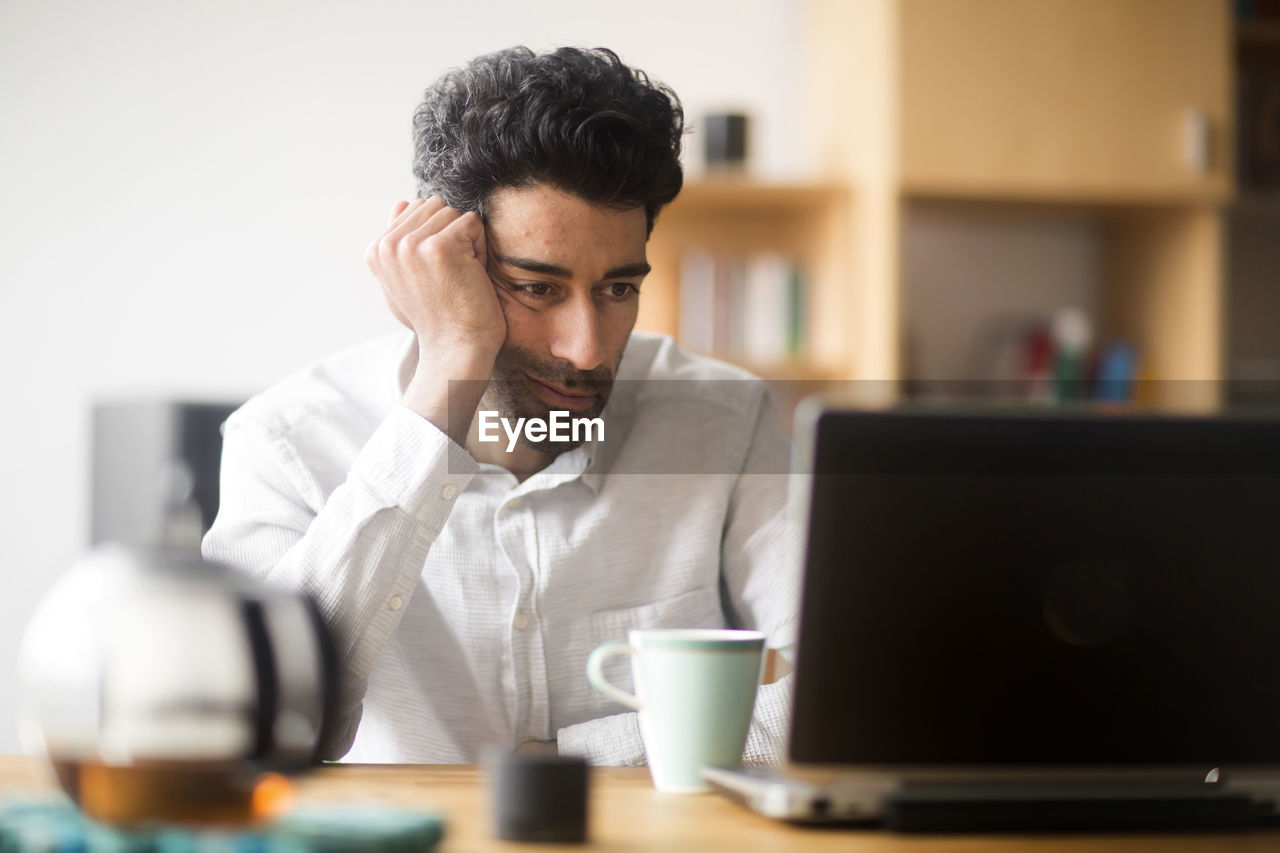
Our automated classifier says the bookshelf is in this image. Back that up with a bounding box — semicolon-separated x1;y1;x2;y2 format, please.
639;179;854;381
1228;3;1280;403
645;1;1240;413
799;0;1232;408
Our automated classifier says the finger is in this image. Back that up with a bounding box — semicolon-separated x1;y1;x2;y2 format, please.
387;200;411;226
473;217;488;269
378;199;426;248
492;280;518;322
408;204;467;243
370;200;422;263
438;211;487;265
383;196;447;244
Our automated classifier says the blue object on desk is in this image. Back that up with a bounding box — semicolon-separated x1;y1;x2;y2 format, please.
0;797;444;852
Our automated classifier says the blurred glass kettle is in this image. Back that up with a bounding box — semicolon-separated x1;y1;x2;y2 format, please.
17;544;337;825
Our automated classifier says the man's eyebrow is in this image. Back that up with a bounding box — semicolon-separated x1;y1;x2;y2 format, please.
494;254;651;280
602;261;652;279
495;255;572;278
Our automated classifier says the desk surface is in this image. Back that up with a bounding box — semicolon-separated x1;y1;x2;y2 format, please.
5;755;1280;851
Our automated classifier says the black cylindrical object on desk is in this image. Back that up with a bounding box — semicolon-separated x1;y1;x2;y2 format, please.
491;752;589;843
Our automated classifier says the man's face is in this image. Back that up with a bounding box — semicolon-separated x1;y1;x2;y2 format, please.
481;183;649;453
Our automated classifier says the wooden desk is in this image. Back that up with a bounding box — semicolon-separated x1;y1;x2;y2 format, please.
4;755;1280;851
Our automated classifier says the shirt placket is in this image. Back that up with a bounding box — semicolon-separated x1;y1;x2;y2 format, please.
523;501;550;740
495;489;540;742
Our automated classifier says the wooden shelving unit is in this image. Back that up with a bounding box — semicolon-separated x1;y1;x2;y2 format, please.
1228;7;1280;405
644;0;1238;413
639;179;855;379
803;0;1232;407
1238;20;1280;47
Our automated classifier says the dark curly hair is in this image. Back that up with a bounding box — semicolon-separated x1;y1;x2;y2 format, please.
412;46;684;235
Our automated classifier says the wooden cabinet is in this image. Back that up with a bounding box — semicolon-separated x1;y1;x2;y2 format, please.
641;0;1233;404
1227;12;1280;403
804;0;1231;399
899;0;1231;200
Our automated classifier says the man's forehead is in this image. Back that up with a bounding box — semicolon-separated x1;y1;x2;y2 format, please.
485;183;648;274
486;184;645;236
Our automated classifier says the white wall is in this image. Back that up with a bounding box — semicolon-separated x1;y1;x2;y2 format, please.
0;0;805;753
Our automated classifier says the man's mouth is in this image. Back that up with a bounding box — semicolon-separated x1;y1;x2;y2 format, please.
524;374;600;411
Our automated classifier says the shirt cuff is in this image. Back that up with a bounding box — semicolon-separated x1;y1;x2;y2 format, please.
350;404;479;512
556;712;646;766
742;677;792;765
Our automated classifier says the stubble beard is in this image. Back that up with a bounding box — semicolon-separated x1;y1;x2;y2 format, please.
480;344;616;455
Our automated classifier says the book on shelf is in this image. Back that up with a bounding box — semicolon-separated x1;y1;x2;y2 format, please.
677;248;807;366
678;250;715;353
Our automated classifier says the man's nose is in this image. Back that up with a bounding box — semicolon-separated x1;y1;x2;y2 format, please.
548;296;605;372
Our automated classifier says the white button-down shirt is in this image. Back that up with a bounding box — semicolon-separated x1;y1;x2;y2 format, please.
202;331;799;764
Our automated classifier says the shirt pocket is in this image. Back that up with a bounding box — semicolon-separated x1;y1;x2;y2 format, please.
570;587;726;719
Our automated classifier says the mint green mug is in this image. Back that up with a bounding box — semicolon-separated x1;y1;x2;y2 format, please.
587;629;765;793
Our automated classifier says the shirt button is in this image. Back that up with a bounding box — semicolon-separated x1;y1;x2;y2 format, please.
507;496;523;510
513;611;529;630
388;595;403;611
440;482;458;500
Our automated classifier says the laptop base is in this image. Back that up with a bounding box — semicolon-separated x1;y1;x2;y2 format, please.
704;766;1280;831
884;788;1274;833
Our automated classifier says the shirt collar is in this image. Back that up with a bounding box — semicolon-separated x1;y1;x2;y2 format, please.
532;443;597;492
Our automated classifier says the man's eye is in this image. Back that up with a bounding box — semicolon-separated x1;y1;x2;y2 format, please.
606;282;639;299
516;282;552;297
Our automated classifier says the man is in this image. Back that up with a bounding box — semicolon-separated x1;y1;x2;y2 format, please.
203;46;798;764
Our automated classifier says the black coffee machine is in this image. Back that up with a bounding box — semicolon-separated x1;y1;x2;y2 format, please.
91;400;241;549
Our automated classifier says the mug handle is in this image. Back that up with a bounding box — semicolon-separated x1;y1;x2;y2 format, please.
586;642;643;711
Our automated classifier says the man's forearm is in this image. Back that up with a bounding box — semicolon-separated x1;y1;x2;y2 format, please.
203;405;480;757
556;710;646;766
400;349;494;447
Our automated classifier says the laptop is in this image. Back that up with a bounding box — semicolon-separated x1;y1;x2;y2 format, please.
705;402;1280;830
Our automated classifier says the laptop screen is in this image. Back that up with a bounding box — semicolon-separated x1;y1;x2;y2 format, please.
791;409;1280;768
